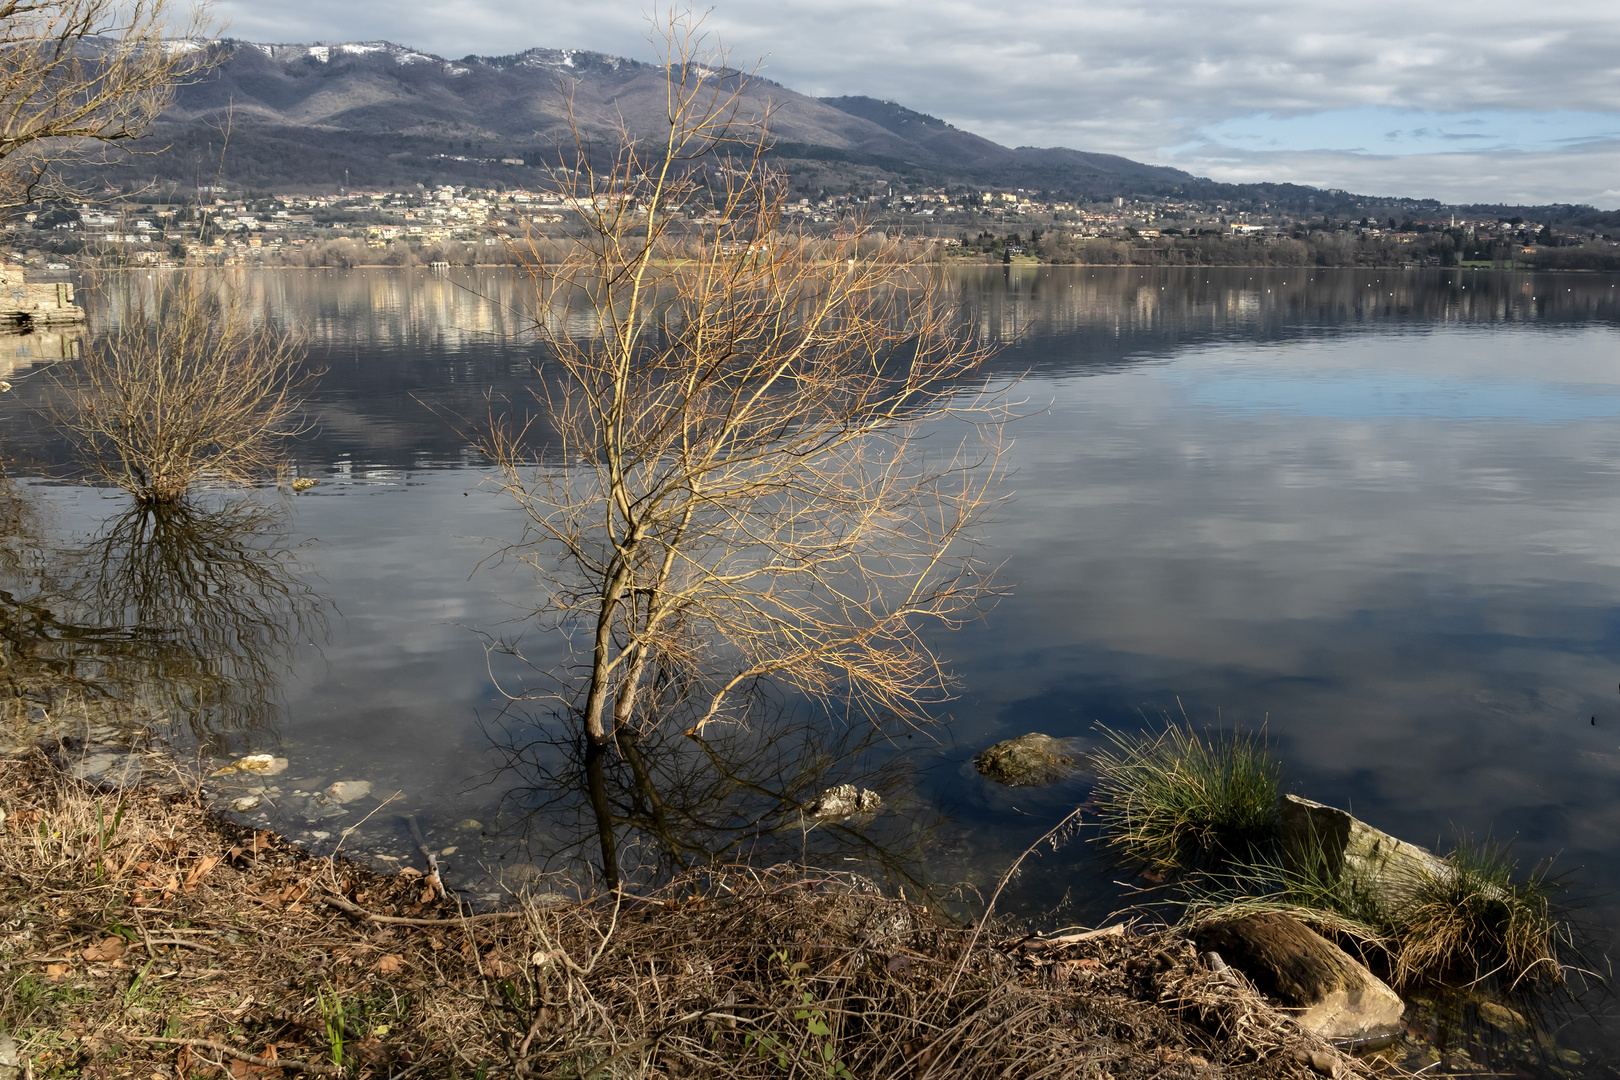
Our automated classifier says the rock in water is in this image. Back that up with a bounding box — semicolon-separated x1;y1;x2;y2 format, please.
212;753;288;777
229;795;262;812
290;477;318;491
1278;794;1479;913
325;780;372;804
804;784;882;820
1476;999;1528;1033
972;733;1076;787
1198;912;1404;1043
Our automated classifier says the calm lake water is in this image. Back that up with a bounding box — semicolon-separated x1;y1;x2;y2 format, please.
7;264;1620;1067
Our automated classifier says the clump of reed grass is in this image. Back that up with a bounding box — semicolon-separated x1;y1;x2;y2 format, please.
1090;723;1281;874
1090;722;1573;992
1392;839;1568;990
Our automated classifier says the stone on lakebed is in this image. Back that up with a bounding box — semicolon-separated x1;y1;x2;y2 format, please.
803;784;882;820
213;753;289;777
972;732;1078;787
325;780;373;804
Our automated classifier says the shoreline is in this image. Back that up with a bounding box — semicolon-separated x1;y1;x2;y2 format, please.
1;742;1374;1079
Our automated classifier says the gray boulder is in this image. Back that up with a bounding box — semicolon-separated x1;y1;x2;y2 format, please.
1278;795;1481;913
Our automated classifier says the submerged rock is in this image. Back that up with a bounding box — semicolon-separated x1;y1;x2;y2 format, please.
228;795;263;813
302;797;347;821
972;733;1077;787
70;752;145;786
1198;912;1404;1043
290;477;318;491
803;784;882;820
325;780;372;804
1476;999;1528;1033
212;753;289;777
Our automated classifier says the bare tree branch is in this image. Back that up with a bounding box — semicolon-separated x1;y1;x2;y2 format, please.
482;10;1015;750
53;268;311;503
0;0;217;211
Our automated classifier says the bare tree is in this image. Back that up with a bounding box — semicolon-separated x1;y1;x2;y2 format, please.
56;269;308;503
482;13;1011;750
0;0;215;210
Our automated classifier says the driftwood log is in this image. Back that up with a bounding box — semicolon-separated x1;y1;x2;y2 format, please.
1197;912;1404;1043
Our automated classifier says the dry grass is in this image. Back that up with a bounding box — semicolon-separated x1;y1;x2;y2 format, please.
1390;840;1570;991
0;748;1379;1079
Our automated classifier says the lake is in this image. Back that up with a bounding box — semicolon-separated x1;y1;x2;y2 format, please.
5;263;1620;1069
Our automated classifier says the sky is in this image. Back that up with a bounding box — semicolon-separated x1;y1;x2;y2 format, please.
212;1;1620;209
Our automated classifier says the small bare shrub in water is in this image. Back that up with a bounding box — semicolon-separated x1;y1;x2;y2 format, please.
57;271;308;504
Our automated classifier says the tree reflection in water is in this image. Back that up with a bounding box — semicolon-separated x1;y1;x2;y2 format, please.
487;701;941;896
1;486;326;748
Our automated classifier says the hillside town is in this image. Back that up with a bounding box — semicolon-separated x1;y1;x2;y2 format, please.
10;180;1619;270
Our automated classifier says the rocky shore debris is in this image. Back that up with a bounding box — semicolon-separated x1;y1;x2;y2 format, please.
7;747;1395;1078
999;921;1363;1077
1196;912;1404;1044
802;783;882;820
973;731;1078;786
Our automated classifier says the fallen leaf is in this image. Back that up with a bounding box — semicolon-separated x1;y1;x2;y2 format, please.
83;937;125;962
374;953;405;974
397;866;422;878
182;855;221;891
45;962;69;980
419;884;436;905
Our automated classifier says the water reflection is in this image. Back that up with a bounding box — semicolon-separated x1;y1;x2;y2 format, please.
0;487;327;746
488;703;937;894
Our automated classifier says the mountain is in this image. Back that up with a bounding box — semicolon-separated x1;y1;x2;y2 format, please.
107;38;1552;218
102;38;1227;200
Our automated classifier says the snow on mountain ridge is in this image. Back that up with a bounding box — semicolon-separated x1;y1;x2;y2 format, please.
238;40;445;66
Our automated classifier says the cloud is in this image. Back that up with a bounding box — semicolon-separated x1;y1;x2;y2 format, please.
210;0;1620;206
1169;141;1620;206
